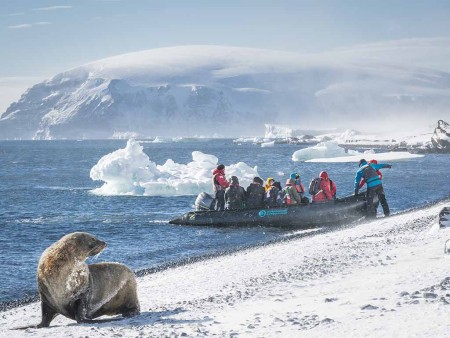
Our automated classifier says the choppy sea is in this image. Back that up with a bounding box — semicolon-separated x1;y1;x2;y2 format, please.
1;139;449;304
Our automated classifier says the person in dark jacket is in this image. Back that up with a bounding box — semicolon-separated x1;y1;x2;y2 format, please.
212;164;229;211
246;177;265;209
265;180;282;208
354;159;392;217
225;176;246;210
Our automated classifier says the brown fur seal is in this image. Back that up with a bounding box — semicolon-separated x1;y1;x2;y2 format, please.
36;232;140;327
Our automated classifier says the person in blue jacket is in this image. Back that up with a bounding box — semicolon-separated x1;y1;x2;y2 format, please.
354;159;392;218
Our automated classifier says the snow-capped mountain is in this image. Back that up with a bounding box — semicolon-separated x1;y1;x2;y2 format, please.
1;41;450;139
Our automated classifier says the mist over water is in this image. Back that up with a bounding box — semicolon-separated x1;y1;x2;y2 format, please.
0;139;449;303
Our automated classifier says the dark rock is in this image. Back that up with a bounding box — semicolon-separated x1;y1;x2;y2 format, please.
423;292;438;299
321;318;335;324
439;208;450;228
431;120;450;151
324;297;338;303
361;304;379;310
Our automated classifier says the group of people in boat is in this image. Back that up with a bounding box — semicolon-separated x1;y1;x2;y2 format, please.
212;158;392;218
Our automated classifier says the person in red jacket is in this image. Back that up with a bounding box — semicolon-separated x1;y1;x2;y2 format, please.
358;159;382;189
311;171;337;202
212;164;229;211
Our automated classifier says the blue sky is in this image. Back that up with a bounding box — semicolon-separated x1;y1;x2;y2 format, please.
2;0;450;77
1;0;450;110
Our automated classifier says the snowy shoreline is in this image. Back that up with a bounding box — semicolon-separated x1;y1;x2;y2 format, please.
2;200;450;337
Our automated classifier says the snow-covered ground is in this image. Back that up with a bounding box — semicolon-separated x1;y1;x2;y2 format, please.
2;199;449;337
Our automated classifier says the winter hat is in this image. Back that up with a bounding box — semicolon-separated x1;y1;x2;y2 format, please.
319;171;329;180
231;176;239;184
253;177;263;185
266;177;274;185
290;172;300;180
369;159;378;164
359;159;367;167
217;164;225;171
286;178;295;186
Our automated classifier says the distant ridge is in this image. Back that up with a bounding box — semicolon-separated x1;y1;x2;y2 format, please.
1;41;449;139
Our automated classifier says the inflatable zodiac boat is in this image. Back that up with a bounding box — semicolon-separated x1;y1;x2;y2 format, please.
169;192;374;227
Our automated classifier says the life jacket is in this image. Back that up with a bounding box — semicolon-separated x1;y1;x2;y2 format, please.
212;169;227;192
362;164;381;187
265;177;274;192
295;180;306;194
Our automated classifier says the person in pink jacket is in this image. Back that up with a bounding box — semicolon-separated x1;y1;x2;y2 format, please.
212;164;229;211
310;171;336;202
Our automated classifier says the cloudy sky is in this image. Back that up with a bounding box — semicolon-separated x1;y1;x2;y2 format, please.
1;0;450;111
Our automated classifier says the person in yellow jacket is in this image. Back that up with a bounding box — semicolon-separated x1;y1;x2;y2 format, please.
265;177;274;192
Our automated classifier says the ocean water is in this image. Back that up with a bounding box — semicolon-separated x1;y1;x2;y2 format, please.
0;139;449;304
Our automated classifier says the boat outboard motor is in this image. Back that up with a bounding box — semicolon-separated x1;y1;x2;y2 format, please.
195;192;215;211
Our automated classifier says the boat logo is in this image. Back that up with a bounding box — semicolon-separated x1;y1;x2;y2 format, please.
258;210;267;218
258;209;288;218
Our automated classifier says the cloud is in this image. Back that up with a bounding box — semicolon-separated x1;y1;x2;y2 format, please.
4;12;25;17
7;22;53;29
33;6;73;11
8;24;32;29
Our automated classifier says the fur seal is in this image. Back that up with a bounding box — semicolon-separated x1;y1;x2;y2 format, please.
36;232;140;327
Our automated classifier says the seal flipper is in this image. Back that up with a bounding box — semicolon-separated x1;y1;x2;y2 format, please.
74;297;90;323
37;298;58;328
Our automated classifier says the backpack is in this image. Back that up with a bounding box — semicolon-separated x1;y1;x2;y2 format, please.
283;186;294;205
309;178;321;195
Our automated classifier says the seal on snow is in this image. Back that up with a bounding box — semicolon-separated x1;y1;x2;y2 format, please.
36;232;140;327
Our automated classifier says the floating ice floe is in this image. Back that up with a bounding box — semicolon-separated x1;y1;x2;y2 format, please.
261;141;275;148
292;141;423;162
90;139;259;196
305;151;424;163
292;141;357;162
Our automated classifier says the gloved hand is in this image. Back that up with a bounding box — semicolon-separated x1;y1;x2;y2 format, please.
385;164;392;168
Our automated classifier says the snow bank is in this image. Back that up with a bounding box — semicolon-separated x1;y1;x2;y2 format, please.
90;139;259;196
2;199;449;337
292;141;354;162
305;151;424;163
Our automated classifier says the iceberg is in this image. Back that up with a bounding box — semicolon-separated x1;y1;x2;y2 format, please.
90;139;259;196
